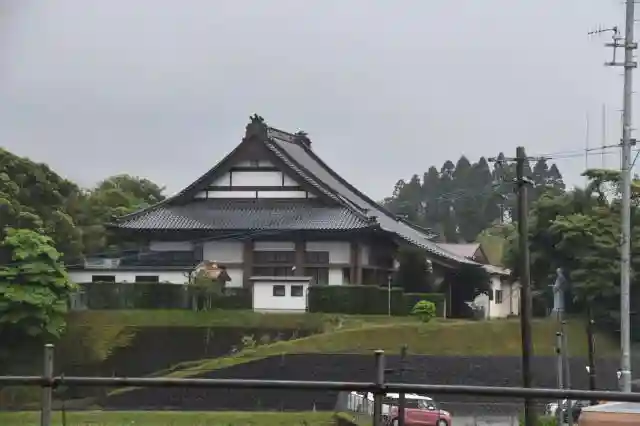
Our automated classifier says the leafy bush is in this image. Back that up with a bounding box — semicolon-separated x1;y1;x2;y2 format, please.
0;229;76;341
410;300;436;322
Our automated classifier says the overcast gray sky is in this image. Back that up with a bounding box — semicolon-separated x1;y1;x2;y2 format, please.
0;1;630;200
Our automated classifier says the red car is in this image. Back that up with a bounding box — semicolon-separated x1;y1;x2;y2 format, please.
385;393;452;426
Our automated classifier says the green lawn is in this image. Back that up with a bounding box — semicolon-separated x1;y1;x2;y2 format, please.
0;411;339;425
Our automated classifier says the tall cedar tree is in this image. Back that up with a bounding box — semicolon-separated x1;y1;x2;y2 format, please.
384;153;565;243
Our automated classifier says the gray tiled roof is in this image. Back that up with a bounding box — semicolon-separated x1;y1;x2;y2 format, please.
116;199;371;231
113;120;477;266
266;130;477;265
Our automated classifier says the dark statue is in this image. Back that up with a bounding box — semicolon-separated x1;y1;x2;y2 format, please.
244;114;268;139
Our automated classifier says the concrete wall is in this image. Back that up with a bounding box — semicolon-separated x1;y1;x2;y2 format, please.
252;278;311;312
473;276;520;319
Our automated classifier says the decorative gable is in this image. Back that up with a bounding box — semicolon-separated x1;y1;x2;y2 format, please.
194;158;317;200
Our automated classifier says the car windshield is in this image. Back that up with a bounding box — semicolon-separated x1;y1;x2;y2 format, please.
406;399;437;410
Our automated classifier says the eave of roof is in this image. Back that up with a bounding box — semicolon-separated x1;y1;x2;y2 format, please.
265;126;478;266
437;243;481;259
112;200;373;232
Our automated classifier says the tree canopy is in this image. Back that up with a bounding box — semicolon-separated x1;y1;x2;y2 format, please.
384;152;565;242
500;168;640;336
0;148;167;260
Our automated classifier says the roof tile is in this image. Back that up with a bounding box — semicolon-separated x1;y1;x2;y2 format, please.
116;199;371;231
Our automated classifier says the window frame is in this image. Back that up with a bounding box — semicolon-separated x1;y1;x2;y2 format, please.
291;285;304;297
91;275;116;283
272;284;286;297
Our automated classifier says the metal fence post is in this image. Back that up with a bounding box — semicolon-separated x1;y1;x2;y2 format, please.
373;350;385;426
398;345;407;426
40;344;54;426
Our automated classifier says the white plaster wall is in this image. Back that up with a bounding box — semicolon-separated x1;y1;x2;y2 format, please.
328;268;344;285
226;268;243;288
473;276;518;319
148;241;194;251
210;174;231;186
70;268;244;288
202;241;243;263
254;241;295;251
235;160;273;168
231;171;283;186
252;281;309;312
257;190;309;198
305;241;350;263
68;270;188;284
360;244;370;266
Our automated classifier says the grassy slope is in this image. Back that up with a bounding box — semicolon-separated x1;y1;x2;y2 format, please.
0;411;338;426
66;309;417;330
113;317;617;391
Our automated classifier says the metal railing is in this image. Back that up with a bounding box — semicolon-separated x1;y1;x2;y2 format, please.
3;344;640;426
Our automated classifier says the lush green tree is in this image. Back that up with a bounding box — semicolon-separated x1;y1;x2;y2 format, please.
0;148;84;261
422;166;441;227
383;153;565;244
70;174;167;255
0;228;76;343
394;247;431;293
1;148;167;259
501;169;640;330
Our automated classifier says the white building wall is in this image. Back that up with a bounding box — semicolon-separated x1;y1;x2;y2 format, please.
202;241;243;262
305;242;350;263
252;279;310;312
255;241;295;251
306;241;350;286
359;244;370;266
473;276;520;319
68;268;245;288
148;241;194;251
328;269;344;286
68;270;188;284
225;268;243;288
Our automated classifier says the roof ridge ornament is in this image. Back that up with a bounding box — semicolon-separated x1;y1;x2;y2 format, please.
293;130;312;148
245;114;268;140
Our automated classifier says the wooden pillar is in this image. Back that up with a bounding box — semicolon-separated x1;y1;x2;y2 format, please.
350;242;362;285
294;240;305;276
242;240;254;288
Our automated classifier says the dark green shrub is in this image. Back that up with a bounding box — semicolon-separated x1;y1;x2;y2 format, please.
75;283;251;310
308;286;445;316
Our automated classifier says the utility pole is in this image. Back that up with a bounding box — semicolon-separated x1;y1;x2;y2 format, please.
488;149;536;426
600;0;637;393
586;306;597;404
516;147;535;426
601;104;607;168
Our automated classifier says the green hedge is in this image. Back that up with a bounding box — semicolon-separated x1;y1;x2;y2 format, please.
73;282;252;310
307;285;445;316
